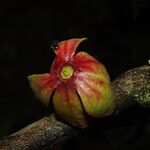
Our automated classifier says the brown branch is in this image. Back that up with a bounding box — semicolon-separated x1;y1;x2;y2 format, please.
0;115;79;150
112;65;150;110
0;65;149;150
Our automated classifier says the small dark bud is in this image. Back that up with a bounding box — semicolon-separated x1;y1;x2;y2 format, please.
50;40;59;50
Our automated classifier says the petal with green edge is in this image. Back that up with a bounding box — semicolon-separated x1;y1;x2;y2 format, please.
53;83;88;128
53;38;87;61
28;73;57;106
74;52;114;117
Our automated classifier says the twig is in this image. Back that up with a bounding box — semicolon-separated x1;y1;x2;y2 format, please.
0;65;149;150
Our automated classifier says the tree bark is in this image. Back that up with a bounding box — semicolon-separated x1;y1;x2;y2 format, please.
0;115;78;150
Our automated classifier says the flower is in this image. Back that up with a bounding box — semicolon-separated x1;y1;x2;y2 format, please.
28;38;114;128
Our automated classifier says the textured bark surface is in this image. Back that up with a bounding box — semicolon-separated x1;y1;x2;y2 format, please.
0;115;78;150
0;65;149;150
112;65;150;111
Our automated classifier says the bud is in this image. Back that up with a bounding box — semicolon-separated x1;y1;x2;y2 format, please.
28;38;114;128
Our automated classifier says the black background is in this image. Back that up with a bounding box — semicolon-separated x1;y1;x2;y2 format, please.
0;0;150;149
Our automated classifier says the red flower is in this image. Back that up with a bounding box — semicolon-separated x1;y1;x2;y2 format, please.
28;38;114;128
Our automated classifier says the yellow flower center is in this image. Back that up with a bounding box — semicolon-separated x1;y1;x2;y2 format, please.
60;66;74;79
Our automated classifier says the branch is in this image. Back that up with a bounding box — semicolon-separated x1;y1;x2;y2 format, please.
0;115;79;150
0;65;149;150
112;65;150;110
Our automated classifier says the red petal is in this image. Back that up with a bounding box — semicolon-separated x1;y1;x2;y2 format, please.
73;52;114;117
73;52;109;78
50;55;64;74
53;83;88;128
28;73;57;106
53;38;87;61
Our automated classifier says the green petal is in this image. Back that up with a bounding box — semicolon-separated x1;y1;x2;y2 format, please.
53;84;88;128
28;73;56;106
74;52;115;117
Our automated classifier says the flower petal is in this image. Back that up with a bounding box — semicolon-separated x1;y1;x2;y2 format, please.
74;52;114;117
28;73;57;106
53;38;87;61
53;83;87;128
73;52;110;79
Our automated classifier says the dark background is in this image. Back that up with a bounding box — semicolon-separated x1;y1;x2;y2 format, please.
0;0;150;149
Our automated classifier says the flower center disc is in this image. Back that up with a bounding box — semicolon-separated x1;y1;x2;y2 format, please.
60;66;74;80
